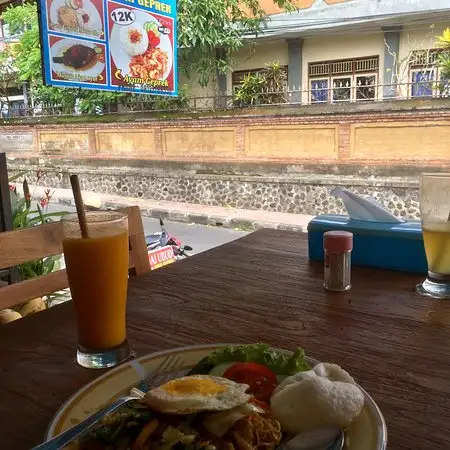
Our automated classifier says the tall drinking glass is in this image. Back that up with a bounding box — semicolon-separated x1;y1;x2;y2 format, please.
62;211;131;368
416;173;450;299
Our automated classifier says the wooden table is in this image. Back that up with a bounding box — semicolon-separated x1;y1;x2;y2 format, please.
1;230;449;450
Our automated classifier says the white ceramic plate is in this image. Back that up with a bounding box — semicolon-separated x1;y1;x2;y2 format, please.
49;0;103;36
109;9;173;80
50;38;105;78
46;344;387;449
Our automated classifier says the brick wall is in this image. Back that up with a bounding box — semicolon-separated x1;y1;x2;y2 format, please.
2;104;450;167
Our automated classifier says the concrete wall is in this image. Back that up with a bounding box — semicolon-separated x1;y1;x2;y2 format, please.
179;73;216;108
2;101;450;167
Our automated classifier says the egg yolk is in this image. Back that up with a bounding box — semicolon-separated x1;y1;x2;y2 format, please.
163;378;227;397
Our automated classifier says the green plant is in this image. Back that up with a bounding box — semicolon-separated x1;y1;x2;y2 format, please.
8;171;69;280
2;0;295;107
435;28;450;97
233;61;288;106
234;72;265;106
178;0;295;87
437;28;450;79
0;43;19;105
261;62;288;103
125;84;190;111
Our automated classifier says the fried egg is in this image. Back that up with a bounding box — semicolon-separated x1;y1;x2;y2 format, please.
144;375;250;414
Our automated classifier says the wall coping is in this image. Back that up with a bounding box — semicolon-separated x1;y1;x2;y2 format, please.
7;157;422;188
2;98;450;127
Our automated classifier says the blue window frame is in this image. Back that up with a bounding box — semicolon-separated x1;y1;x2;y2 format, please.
311;79;329;103
411;70;435;97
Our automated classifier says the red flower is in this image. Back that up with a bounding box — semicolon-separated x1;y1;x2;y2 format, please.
40;197;49;208
9;184;15;191
44;188;54;201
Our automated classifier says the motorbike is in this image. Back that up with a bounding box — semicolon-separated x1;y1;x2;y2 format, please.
145;218;192;270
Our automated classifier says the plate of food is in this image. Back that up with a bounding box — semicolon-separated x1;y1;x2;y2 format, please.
109;9;172;82
49;0;103;35
50;38;105;77
45;344;387;449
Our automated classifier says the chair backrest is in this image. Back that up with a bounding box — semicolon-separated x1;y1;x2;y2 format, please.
0;206;150;310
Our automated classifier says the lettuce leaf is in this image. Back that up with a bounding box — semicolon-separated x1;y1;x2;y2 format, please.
188;344;310;376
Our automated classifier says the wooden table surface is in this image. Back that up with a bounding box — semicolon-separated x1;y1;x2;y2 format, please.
1;229;450;450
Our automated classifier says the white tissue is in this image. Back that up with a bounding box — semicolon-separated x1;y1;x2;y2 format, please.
331;187;404;223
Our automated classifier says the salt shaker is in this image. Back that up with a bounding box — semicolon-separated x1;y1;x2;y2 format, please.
323;231;353;292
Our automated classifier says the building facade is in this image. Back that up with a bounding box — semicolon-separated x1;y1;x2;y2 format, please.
186;0;450;105
1;0;450;112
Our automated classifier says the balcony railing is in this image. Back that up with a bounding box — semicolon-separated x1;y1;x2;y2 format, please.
1;80;449;118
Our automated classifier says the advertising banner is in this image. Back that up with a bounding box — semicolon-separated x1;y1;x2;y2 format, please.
38;0;177;95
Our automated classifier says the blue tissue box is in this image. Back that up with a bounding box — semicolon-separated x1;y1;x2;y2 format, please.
307;214;427;273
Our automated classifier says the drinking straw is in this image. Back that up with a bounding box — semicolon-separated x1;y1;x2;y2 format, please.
69;174;89;239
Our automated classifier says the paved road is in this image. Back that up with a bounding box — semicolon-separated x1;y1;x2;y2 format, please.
47;204;248;254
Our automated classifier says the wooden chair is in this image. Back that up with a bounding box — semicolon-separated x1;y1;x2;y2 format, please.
0;152;20;284
0;206;150;311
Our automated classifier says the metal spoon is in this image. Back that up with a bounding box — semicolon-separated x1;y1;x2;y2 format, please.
328;429;344;450
283;424;345;450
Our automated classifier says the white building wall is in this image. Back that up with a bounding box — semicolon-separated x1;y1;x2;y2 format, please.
182;22;449;103
301;32;385;102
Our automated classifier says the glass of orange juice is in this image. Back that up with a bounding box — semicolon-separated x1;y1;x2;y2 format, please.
62;211;130;368
416;173;450;299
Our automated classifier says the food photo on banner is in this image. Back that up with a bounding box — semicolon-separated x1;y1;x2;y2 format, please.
37;0;177;96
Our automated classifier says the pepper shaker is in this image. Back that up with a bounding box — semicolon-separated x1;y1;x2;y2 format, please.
323;231;353;292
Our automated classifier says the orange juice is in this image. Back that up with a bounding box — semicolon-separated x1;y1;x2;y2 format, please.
422;222;450;275
63;230;129;350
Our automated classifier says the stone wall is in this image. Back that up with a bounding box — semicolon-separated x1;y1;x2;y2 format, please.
8;158;424;218
3;101;450;219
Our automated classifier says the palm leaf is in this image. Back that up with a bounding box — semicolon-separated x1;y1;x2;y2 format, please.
42;255;61;274
36;203;46;225
27;210;70;226
13;210;31;229
19;263;38;279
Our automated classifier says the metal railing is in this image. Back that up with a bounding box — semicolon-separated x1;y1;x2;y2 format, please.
1;80;449;119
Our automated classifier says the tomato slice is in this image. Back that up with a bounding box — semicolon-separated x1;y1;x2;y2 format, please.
223;362;277;402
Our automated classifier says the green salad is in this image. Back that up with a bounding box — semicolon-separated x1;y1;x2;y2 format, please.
188;344;310;376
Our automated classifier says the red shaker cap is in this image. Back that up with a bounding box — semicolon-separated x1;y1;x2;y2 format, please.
323;230;353;252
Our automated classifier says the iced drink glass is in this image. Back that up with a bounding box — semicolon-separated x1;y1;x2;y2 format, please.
62;211;130;368
416;173;450;299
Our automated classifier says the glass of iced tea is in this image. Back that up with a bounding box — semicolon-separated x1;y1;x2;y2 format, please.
62;211;131;368
416;173;450;299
